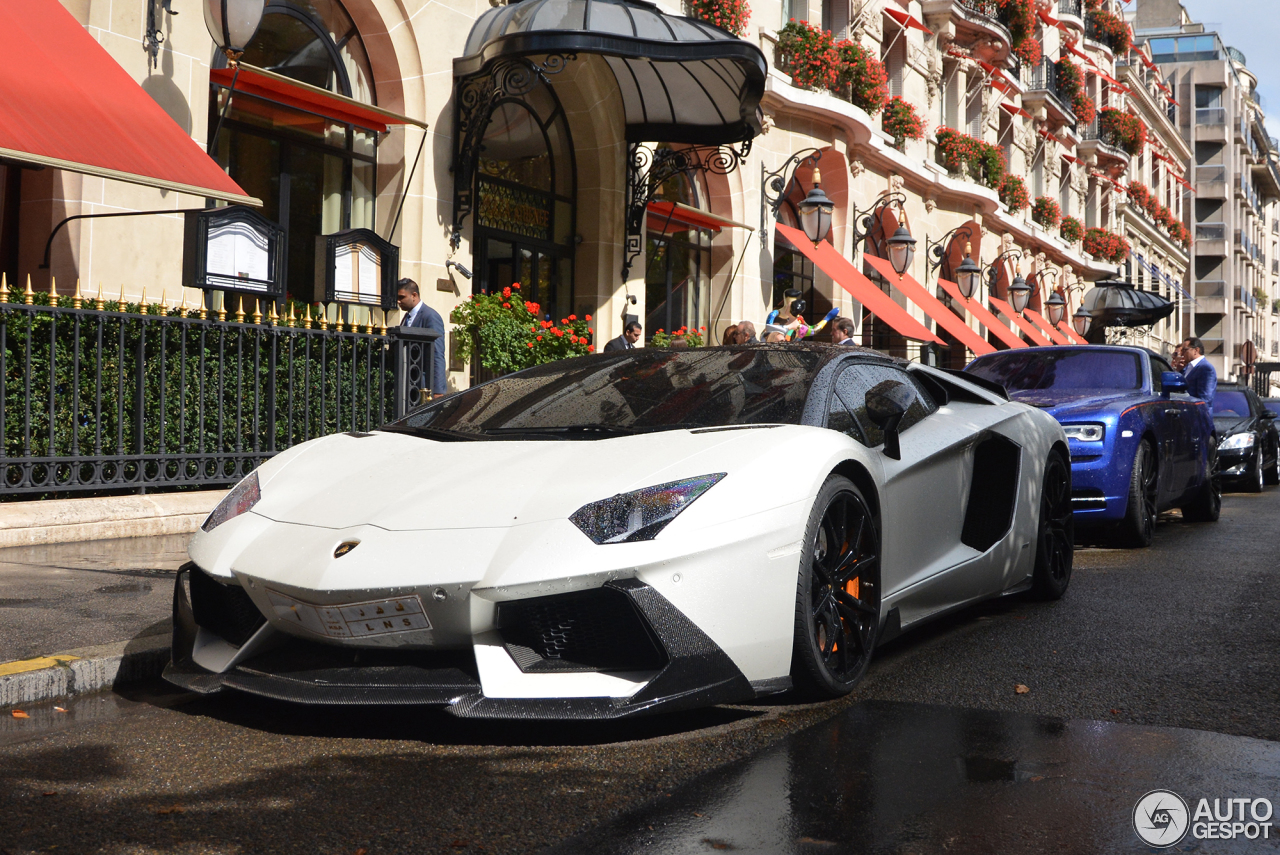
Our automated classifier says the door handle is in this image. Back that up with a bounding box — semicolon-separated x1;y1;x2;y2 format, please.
1163;408;1182;416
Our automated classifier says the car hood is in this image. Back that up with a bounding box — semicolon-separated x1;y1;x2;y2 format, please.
1007;389;1130;417
248;427;800;531
1213;416;1253;436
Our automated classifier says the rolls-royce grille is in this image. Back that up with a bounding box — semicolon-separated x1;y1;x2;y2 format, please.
190;567;266;647
496;587;667;673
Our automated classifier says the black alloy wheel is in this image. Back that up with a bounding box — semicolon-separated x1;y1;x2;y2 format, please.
1246;442;1266;493
1266;442;1280;487
1031;451;1073;599
1117;440;1157;548
791;476;881;698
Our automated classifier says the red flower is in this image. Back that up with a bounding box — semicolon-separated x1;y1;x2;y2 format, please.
502;287;512;298
568;314;577;321
512;283;521;290
537;335;543;341
569;335;579;344
588;328;594;334
554;328;564;337
527;342;534;348
502;302;511;309
585;314;592;321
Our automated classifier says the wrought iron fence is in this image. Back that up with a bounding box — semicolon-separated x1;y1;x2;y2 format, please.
0;280;437;496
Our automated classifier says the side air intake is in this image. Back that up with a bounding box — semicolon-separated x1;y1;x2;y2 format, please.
962;435;1022;552
496;587;667;673
190;566;266;646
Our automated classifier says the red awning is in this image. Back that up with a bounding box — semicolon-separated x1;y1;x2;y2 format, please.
937;278;1027;350
647;201;754;235
1037;7;1060;26
210;65;426;134
1001;102;1032;119
1174;173;1195;193
1066;43;1097;67
774;224;944;345
884;7;933;34
861;255;995;356
1062;153;1080;164
0;0;255;205
1098;71;1124;88
989;295;1052;346
1058;321;1089;344
1024;308;1071;344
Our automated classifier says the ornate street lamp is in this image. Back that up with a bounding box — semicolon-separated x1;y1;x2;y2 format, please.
763;149;833;246
885;224;917;276
796;169;835;245
925;226;982;299
1007;267;1032;314
204;0;265;64
1044;289;1067;326
1073;306;1093;337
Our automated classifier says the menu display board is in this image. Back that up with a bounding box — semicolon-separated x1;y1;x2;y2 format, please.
183;206;285;298
315;228;399;309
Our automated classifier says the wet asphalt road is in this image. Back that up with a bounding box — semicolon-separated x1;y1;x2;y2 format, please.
1;489;1278;854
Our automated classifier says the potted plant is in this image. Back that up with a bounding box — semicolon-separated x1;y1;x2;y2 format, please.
1000;175;1031;212
1087;6;1132;54
777;20;838;91
689;0;751;37
1083;227;1131;262
882;96;924;149
835;39;889;114
997;0;1042;65
450;284;593;374
650;325;706;347
1032;196;1062;229
1099;108;1146;156
1060;215;1085;244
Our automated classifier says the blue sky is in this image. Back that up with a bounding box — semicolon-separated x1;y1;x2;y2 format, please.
1179;0;1280;137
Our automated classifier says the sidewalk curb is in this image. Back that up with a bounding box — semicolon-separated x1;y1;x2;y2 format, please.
0;491;227;548
0;630;172;708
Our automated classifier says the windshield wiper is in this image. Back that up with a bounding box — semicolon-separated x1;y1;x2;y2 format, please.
379;425;487;442
481;424;641;438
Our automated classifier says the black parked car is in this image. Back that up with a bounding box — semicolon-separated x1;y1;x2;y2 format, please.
1213;385;1280;491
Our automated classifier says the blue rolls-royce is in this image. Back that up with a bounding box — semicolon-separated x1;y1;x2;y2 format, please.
966;345;1219;547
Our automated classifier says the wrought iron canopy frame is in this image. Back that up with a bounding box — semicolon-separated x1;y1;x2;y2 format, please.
924;224;977;280
622;139;751;281
450;54;576;250
761;148;825;230
851;191;910;258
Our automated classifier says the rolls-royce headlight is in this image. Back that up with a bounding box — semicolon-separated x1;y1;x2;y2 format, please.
570;473;726;544
1062;423;1105;442
1220;432;1255;450
201;472;261;532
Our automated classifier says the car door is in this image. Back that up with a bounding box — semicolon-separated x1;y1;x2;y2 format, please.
1149;354;1194;498
825;362;1003;622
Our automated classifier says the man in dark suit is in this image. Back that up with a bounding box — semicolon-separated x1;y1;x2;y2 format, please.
1180;336;1217;410
830;317;857;345
604;320;642;352
396;278;446;398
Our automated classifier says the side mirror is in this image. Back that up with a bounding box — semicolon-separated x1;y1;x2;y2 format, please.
1262;410;1277;420
1161;371;1187;397
865;380;915;461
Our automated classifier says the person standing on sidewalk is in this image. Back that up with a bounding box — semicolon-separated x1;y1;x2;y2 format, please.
1180;337;1217;412
396;278;447;399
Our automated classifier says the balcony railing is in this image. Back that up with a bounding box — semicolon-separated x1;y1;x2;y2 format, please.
1196;165;1226;184
1196;280;1226;298
1236;284;1258;312
1196;107;1227;126
958;0;1000;21
1058;0;1082;17
1196;222;1226;241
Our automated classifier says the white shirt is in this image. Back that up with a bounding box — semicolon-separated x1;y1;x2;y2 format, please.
401;301;423;327
1187;354;1204;371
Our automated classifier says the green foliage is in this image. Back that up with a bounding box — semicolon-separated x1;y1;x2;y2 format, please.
449;285;592;375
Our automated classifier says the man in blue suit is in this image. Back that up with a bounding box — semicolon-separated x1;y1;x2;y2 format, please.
396;278;447;398
1180;336;1217;411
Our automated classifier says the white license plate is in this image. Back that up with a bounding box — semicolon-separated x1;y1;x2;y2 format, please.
267;590;432;639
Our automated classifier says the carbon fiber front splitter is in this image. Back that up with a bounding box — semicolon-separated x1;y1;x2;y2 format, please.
163;570;757;719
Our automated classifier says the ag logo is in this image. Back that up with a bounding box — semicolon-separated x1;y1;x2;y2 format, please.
333;541;359;558
1134;790;1190;847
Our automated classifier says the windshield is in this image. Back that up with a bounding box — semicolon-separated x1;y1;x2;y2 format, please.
1214;391;1250;417
1265;401;1280;417
966;349;1143;394
388;348;827;437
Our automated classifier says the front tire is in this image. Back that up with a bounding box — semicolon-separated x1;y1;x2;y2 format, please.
1245;444;1265;493
790;476;881;699
1115;440;1157;548
1031;451;1073;600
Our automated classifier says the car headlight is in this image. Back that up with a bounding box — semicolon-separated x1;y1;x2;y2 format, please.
570;473;726;544
1219;432;1255;450
201;472;261;532
1062;423;1106;442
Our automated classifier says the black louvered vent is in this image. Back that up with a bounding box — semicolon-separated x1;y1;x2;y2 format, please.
496;587;666;672
962;435;1022;552
190;567;266;647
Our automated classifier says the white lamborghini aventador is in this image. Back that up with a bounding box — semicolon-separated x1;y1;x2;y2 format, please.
165;344;1072;718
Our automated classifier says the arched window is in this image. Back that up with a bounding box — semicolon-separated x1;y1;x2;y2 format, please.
472;79;576;327
209;0;378;301
645;156;712;340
